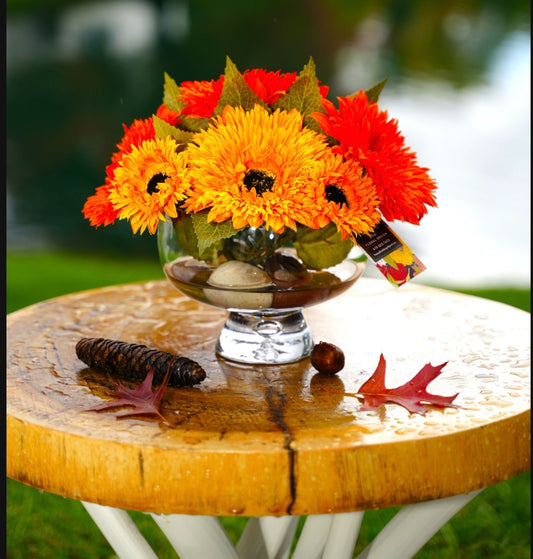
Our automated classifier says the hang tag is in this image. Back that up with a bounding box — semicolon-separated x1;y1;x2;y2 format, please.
356;220;426;287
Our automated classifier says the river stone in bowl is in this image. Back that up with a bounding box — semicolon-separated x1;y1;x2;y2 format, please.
205;260;274;309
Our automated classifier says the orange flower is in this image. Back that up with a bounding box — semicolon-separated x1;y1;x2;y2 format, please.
82;109;182;228
310;152;381;239
113;106;181;165
82;183;120;228
243;68;297;104
177;69;329;119
108;138;190;234
112;117;156;163
244;68;328;105
184;105;332;233
82;118;156;229
155;103;180;126
178;78;224;118
312;92;437;224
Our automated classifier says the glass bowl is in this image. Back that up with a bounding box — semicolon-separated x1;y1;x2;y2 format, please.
158;216;365;364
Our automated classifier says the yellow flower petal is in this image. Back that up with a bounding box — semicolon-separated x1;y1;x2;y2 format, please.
183;105;332;232
108;138;190;234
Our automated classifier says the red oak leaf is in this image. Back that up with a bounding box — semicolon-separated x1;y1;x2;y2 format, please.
89;363;172;424
356;354;459;415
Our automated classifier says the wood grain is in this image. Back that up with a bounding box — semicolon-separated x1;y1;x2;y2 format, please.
6;279;530;515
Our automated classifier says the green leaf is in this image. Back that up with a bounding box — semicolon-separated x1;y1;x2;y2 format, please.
293;223;354;269
272;57;325;132
364;78;387;103
191;212;239;256
345;78;387;104
173;214;201;260
152;115;195;145
180;116;210;133
214;56;268;115
173;212;240;263
163;72;186;113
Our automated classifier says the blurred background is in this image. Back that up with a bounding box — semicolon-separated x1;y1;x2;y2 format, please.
6;0;531;288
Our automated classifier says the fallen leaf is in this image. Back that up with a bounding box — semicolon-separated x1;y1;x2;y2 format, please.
356;354;459;415
88;362;173;424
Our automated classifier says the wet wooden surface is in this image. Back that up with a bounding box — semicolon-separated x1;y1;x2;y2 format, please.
6;279;530;516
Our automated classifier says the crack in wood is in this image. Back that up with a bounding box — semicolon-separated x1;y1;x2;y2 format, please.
265;385;296;514
138;450;144;489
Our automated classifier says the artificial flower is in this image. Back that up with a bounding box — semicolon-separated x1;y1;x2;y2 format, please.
155;103;180;126
83;57;437;276
184;104;331;233
243;68;328;105
310;153;381;239
177;68;328;120
113;117;157;163
178;78;224;119
108;138;190;234
83;108;182;228
82;183;119;228
312;91;437;224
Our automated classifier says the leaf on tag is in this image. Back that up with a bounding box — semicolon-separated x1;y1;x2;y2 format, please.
88;364;172;424
356;354;459;415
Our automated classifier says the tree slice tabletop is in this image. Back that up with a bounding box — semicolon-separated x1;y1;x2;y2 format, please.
6;279;530;516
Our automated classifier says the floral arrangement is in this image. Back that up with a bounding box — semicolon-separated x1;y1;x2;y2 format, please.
83;57;436;279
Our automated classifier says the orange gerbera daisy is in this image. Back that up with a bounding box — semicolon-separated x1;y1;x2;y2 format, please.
82;183;120;228
178;78;225;119
244;68;328;105
108;138;190;235
155;103;180;126
112;106;180;165
310;153;381;239
177;69;329;119
83;109;183;228
183;105;331;233
112;117;157;164
243;69;298;105
312;91;437;225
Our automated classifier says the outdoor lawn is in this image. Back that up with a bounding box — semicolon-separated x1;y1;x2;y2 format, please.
6;251;531;559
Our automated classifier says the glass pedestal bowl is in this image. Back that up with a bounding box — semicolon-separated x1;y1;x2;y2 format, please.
158;217;365;365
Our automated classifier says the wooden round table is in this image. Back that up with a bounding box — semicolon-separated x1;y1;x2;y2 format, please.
6;278;530;558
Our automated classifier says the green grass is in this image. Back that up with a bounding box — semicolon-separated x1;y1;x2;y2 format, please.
6;251;531;558
6;251;165;314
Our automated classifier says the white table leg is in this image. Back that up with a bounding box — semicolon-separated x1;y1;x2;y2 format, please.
82;490;484;559
356;489;483;559
82;501;158;559
322;511;364;559
258;516;300;559
236;517;270;559
151;513;241;559
290;514;334;559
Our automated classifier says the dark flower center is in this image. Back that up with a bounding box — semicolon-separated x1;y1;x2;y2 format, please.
147;173;169;195
243;169;275;196
325;184;348;208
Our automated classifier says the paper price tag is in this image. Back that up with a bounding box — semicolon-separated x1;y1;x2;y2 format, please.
356;220;426;287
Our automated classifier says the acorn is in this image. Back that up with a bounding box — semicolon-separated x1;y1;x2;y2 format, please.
310;341;345;375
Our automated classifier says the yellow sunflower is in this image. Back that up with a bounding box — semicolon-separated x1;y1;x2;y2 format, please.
310;152;381;239
108;138;190;234
183;105;331;233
